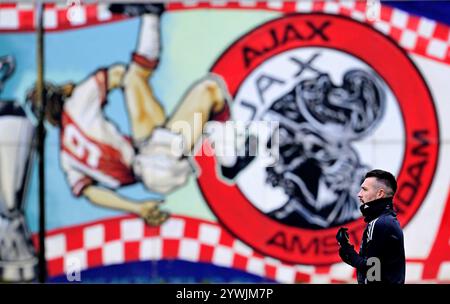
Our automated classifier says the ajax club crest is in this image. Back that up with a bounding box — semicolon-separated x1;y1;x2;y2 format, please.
196;14;439;264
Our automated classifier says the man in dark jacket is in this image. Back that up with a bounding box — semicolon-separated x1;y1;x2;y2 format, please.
336;169;405;284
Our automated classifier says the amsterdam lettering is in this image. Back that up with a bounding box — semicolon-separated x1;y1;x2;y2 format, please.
396;129;432;215
266;229;361;256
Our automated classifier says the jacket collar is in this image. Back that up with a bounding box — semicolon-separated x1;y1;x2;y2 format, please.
360;197;394;223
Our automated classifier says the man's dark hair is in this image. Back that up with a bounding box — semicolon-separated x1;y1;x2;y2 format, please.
365;169;397;196
25;82;68;126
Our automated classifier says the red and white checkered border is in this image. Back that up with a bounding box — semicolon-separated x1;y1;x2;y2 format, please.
32;214;450;283
0;1;449;65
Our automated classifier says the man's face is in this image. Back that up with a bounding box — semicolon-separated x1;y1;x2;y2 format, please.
357;177;383;204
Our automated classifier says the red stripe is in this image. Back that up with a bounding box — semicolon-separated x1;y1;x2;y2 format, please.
199;244;215;262
315;265;331;274
18;10;34;30
406;16;420;31
0;3;17;8
312;0;325;12
57;7;69;27
183;220;199;239
380;6;393;21
389;26;403;41
295;272;311;283
132;53;159;70
232;254;248;270
65;228;84;251
87;248;103;268
44;3;56;9
103;219;121;242
264;264;276;279
166;3;185;11
163;239;180;258
354;0;366;12
48;257;64;277
219;230;234;247
433;23;450;41
85;4;97;21
283;1;297;12
124;241;141;262
143;225;161;237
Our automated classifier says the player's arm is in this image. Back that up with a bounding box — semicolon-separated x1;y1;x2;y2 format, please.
82;185;168;226
339;222;387;272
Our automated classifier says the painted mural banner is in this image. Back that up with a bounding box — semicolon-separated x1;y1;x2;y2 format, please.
0;1;449;283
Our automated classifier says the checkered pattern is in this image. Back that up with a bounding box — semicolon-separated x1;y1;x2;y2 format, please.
34;214;450;283
169;0;450;64
0;3;126;32
0;1;448;64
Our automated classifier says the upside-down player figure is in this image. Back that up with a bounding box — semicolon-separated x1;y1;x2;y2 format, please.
26;3;230;226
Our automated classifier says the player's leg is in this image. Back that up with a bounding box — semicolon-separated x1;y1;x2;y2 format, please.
123;60;165;144
113;5;166;144
131;75;230;195
165;74;230;153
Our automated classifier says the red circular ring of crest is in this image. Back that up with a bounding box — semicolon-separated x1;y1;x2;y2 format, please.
196;13;439;264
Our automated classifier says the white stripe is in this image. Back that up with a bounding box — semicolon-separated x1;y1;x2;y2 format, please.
211;0;228;7
44;9;58;29
183;0;200;7
368;218;378;241
0;9;19;29
212;246;234;267
295;0;313;12
246;258;265;276
339;0;355;10
373;20;391;34
391;9;409;28
267;1;283;10
239;0;257;7
67;5;86;26
405;262;424;282
97;4;112;21
45;234;66;259
199;224;221;245
329;263;354;281
179;239;201;262
310;274;331;284
103;241;125;265
427;39;447;59
437;262;450;281
121;218;144;241
323;2;340;14
160;218;185;239
84;225;105;249
275;265;296;283
400;29;418;49
351;11;366;22
417;18;436;38
140;237;162;260
16;3;34;10
232;240;254;256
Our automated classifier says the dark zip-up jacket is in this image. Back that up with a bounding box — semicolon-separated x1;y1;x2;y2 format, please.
339;197;405;284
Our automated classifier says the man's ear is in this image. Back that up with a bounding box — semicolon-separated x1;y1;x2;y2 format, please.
377;188;385;199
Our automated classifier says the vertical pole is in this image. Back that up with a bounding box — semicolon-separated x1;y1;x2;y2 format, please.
36;0;47;283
